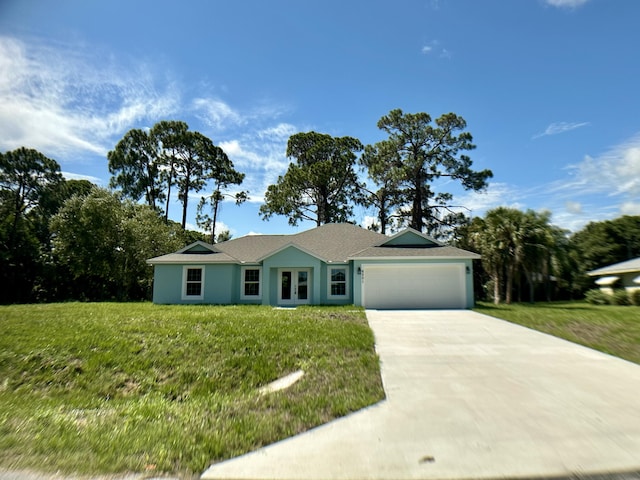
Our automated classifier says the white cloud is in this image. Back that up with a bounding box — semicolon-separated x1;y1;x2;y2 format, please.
420;40;451;59
533;121;590;139
564;200;582;214
184;220;232;236
456;182;522;218
0;36;180;159
192;97;243;131
545;0;589;8
218;123;297;202
570;134;640;197
361;215;378;231
620;202;640;215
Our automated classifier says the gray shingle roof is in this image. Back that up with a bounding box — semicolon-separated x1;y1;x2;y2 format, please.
352;245;481;259
147;223;480;264
587;257;640;276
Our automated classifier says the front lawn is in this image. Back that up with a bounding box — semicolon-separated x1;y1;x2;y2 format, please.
475;301;640;364
0;303;384;477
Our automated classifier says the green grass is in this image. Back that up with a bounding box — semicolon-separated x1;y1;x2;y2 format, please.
475;301;640;364
0;303;384;477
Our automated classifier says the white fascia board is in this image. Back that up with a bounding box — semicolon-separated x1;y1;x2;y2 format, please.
349;256;477;261
146;258;240;265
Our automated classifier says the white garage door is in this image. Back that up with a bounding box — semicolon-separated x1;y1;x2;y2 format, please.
362;264;466;309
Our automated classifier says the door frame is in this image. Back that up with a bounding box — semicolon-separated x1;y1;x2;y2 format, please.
278;268;311;305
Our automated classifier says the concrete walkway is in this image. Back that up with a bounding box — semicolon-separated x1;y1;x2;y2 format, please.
202;310;640;480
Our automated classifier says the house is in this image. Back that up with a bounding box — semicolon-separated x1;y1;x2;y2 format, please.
147;223;480;309
587;257;640;295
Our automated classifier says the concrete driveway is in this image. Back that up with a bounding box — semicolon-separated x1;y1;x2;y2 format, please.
202;310;640;480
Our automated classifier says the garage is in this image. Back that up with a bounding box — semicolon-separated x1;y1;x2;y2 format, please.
362;263;467;309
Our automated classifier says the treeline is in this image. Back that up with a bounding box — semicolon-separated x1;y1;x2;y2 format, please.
0;148;203;303
457;208;640;304
2;108;636;304
1;108;495;303
0;121;250;303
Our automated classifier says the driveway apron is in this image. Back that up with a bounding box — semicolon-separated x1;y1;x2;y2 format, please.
202;310;640;480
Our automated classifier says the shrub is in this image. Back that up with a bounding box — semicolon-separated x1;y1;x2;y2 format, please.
584;289;610;305
630;289;640;306
611;289;631;306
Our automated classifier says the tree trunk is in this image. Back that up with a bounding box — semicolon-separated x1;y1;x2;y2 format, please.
211;190;220;244
410;174;425;231
164;169;173;224
505;265;514;304
181;173;190;230
492;271;501;305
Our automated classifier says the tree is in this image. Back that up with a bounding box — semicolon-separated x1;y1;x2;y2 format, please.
195;139;246;243
364;109;493;235
51;189;186;300
465;207;568;304
151;120;189;223
359;143;405;234
172;131;226;229
108;129;163;211
569;215;640;292
215;230;232;243
0;147;63;249
466;209;512;304
260;131;363;226
0;148;63;303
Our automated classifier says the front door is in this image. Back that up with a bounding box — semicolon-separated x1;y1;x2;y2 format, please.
279;269;311;305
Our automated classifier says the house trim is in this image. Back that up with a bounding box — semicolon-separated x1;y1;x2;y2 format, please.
181;265;205;300
327;265;350;300
240;266;262;300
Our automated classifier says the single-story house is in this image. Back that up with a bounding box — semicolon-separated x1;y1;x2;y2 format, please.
147;223;480;309
587;257;640;295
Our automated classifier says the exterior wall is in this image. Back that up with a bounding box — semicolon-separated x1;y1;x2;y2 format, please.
152;264;236;304
351;258;475;309
597;271;640;295
261;246;323;306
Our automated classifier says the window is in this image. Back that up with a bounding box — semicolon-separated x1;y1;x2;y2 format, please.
328;267;348;298
241;267;261;299
182;266;204;300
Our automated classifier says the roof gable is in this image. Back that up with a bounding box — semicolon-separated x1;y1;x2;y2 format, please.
177;241;218;254
380;228;441;247
257;242;326;263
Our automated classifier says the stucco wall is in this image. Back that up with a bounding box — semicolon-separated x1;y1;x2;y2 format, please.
152;264;236;304
261;246;322;305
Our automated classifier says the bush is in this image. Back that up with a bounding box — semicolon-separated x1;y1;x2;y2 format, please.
584;289;610;305
611;289;631;306
630;289;640;306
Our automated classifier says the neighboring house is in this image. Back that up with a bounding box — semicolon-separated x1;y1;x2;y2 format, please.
587;257;640;295
147;223;480;309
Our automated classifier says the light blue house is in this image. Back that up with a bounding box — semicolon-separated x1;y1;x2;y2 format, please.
147;223;480;309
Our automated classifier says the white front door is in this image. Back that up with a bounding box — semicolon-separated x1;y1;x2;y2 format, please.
279;269;311;305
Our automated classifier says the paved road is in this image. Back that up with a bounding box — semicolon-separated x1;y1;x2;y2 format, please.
202;309;640;480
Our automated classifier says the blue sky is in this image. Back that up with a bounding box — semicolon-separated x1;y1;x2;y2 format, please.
1;0;639;237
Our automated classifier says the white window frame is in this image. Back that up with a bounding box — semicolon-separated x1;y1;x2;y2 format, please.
327;265;349;299
182;266;205;300
241;266;262;300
